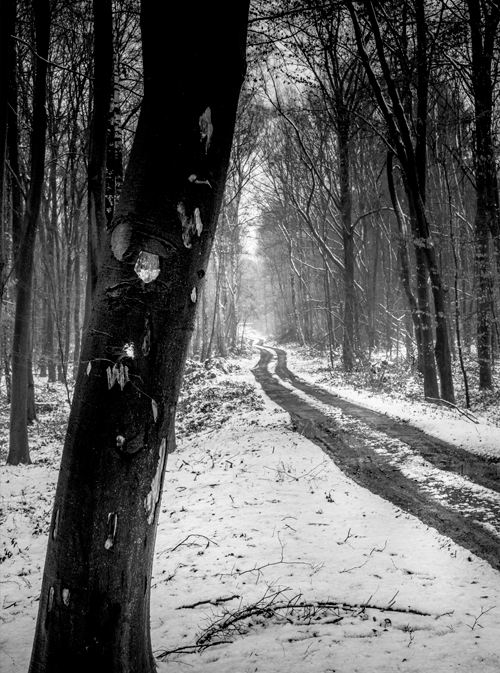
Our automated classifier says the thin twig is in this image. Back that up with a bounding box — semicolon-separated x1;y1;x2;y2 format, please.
176;595;241;610
158;534;218;557
340;559;370;573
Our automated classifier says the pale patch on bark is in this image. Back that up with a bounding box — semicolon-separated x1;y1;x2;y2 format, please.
107;363;130;390
194;207;203;236
62;588;70;606
199;107;213;152
47;587;54;613
178;202;203;248
110;217;132;260
52;509;59;540
123;343;135;358
144;438;167;524
134;250;160;283
104;512;118;550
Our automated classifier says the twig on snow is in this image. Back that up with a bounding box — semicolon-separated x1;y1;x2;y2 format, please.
466;606;496;630
340;559;370;573
158;534;219;557
176;595;241;610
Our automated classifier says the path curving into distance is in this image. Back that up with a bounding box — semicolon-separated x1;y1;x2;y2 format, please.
252;345;500;572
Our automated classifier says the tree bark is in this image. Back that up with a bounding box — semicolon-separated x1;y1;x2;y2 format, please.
339;120;354;370
346;0;454;401
387;153;423;370
0;0;16;322
466;0;499;389
73;244;82;374
84;0;114;323
8;0;50;465
28;2;249;670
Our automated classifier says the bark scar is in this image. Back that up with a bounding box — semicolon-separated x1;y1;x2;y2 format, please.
144;438;167;524
177;203;203;248
105;512;118;550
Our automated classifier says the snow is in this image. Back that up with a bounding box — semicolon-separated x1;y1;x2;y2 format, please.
284;348;500;461
272;371;500;540
1;353;500;672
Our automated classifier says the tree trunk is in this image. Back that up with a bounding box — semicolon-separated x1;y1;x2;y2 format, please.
105;56;124;226
290;264;305;345
56;269;66;382
28;2;249;670
73;245;82;374
466;0;499;389
62;252;73;382
200;279;210;360
0;0;16;322
27;355;37;423
387;154;423;370
339;121;354;371
2;326;11;402
84;0;114;324
6;0;23;284
8;0;50;465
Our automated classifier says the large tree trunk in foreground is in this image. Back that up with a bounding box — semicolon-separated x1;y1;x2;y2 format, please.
28;2;249;671
8;0;50;465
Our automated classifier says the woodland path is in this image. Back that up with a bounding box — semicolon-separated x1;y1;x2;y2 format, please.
252;346;500;572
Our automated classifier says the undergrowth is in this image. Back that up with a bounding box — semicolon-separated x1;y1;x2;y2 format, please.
176;358;264;439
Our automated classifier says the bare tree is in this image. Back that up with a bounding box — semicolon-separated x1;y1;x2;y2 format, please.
8;0;50;465
28;1;250;670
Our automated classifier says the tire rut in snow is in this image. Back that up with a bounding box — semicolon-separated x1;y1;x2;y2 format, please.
271;347;500;495
252;346;500;572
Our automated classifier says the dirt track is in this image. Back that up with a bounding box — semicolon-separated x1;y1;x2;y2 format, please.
252;346;500;572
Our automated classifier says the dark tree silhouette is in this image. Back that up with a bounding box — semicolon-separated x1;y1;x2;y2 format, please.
28;1;250;670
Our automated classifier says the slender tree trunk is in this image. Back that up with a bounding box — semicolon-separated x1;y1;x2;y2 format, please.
56;268;65;382
105;57;124;226
8;0;50;465
2;327;11;402
43;153;58;381
200;279;210;360
6;11;23;282
289;260;305;345
73;245;82;374
0;0;16;320
229;230;239;349
27;353;36;423
414;0;455;403
28;3;249;669
39;285;48;377
84;0;114;324
207;252;222;359
466;0;499;389
63;252;73;381
339;122;354;371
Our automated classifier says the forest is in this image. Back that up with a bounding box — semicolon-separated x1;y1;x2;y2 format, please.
2;0;499;448
0;0;499;671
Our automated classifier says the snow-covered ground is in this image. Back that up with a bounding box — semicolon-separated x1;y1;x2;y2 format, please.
282;346;500;462
1;352;499;672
